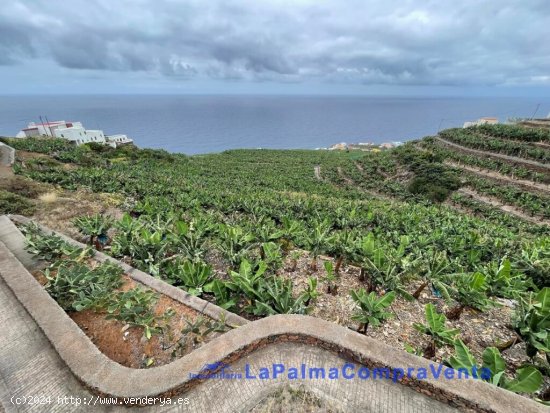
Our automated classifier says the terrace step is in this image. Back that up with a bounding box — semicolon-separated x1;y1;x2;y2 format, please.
435;137;550;172
0;216;545;413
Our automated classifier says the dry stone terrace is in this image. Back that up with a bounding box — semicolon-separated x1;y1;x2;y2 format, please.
0;215;546;413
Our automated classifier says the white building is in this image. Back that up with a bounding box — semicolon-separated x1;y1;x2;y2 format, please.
16;120;71;138
106;134;133;147
16;120;132;147
53;124;106;145
463;117;499;128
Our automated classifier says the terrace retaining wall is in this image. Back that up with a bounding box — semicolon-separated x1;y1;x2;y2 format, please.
0;215;546;413
0;142;15;166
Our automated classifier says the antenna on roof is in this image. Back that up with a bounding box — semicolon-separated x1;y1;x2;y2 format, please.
45;116;52;137
39;116;49;137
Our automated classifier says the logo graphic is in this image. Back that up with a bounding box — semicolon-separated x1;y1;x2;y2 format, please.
199;361;228;374
189;361;242;379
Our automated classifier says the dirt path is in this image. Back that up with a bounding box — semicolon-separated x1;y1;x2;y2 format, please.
435;137;550;172
445;161;550;194
0;166;13;180
337;167;353;184
457;187;550;226
474;132;550;151
519;120;550;130
354;161;364;172
339;165;395;202
314;165;322;180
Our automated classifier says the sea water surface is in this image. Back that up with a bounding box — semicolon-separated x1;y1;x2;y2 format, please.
0;95;548;155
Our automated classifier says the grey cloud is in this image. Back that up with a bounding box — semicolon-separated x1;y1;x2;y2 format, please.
1;0;550;87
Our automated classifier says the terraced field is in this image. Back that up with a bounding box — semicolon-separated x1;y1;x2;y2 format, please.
0;123;549;404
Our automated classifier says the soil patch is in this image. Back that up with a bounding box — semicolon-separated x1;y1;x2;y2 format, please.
249;385;342;413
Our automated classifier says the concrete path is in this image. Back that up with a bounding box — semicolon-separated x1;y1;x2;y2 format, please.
0;217;460;412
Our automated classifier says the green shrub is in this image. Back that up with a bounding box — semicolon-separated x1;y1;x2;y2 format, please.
0;190;35;215
408;177;452;203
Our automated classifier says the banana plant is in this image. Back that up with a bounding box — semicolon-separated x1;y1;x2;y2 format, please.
45;261;123;311
350;289;396;334
413;303;460;347
180;316;228;346
171;219;208;261
252;277;308;316
448;340;543;394
261;242;283;271
440;272;490;320
226;259;268;304
280;216;304;247
359;233;416;300
323;260;338;295
217;225;255;268
483;257;529;299
287;250;301;272
106;287;172;340
22;223;87;261
302;277;319;306
514;287;550;360
73;214;113;249
305;220;332;271
516;239;550;290
330;230;357;274
170;260;214;296
255;220;284;246
414;249;452;299
203;279;236;311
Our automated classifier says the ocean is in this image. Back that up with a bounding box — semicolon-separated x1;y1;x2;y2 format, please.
0;95;548;155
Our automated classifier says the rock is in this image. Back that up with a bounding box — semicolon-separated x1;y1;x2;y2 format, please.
495;298;517;308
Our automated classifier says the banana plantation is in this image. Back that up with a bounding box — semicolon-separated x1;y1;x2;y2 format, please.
1;123;549;401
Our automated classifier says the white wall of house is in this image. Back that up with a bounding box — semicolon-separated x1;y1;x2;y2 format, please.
53;126;106;145
84;129;106;144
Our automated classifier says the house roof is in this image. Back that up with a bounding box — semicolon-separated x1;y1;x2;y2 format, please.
22;121;72;131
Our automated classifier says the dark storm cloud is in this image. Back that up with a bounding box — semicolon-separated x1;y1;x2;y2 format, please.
2;0;550;86
0;19;35;65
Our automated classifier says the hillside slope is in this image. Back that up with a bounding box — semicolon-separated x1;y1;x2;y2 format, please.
0;124;549;402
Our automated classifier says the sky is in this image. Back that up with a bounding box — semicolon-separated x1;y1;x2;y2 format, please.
1;0;549;96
